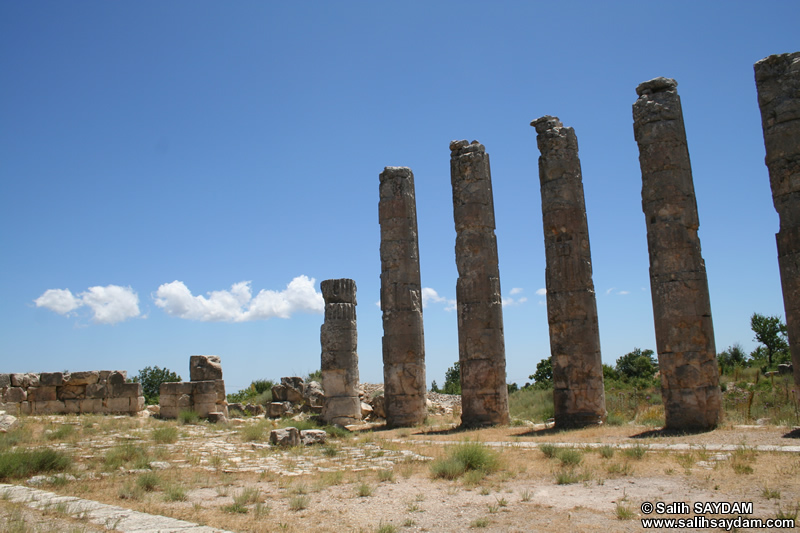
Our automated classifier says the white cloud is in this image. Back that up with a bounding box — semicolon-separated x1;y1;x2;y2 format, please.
35;289;80;315
35;285;141;324
421;287;456;312
535;288;547;296
153;275;323;322
605;287;630;296
510;287;524;295
502;296;528;307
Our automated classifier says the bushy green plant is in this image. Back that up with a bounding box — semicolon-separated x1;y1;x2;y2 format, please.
430;442;499;480
508;387;554;422
442;362;461;395
529;357;552;389
131;366;181;405
0;448;71;480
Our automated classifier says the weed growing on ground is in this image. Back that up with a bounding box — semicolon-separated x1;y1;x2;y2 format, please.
623;444;648;460
357;483;373;497
178;411;200;425
471;517;489;528
0;448;71;480
615;503;636;519
377;469;394;482
288;494;309;511
375;521;398;533
163;484;187;502
430;441;499;480
152;426;178;444
598;445;615;459
136;471;160;492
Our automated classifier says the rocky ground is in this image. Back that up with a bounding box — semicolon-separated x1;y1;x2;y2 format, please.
1;392;799;532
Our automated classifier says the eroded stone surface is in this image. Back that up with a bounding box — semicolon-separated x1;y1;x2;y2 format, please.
379;166;427;427
320;279;362;425
754;52;800;400
632;78;721;429
532;116;606;428
449;140;510;427
190;355;223;382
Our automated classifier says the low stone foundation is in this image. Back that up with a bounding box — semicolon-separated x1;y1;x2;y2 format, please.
159;379;227;419
0;371;143;415
159;355;228;419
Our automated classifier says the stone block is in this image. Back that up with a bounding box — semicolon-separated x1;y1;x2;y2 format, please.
66;371;99;386
79;398;103;413
192;380;216;395
32;401;66;415
300;429;327;445
105;397;131;413
6;387;26;403
177;394;192;408
63;399;81;414
159;394;178;408
160;406;179;419
270;427;301;447
28;386;57;402
193;402;216;417
190;355;223;381
0;374;10;389
57;385;86;400
39;373;64;387
268;401;293;418
133;396;145;412
193;393;217;405
107;371;126;386
160;382;192;396
110;383;141;399
10;374;32;388
85;383;107;399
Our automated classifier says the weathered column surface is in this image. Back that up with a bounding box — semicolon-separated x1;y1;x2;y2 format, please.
532;116;606;428
632;77;721;430
754;52;800;399
320;278;361;425
450;140;510;427
379;166;427;427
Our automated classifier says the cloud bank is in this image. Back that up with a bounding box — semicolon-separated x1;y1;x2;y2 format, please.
35;285;141;324
153;275;324;321
421;287;456;311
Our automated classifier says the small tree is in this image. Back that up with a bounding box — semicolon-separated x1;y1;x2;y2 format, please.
750;313;789;369
615;348;658;382
529;357;552;389
131;366;181;405
442;362;461;395
430;380;440;393
717;343;748;375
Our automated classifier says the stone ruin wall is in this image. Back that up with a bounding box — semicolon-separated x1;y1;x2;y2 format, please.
0;371;143;416
159;355;228;419
754;52;800;400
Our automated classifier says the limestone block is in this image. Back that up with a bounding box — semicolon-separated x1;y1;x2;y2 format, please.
133;396;145;412
66;371;99;386
190;355;223;382
0;412;19;433
192;381;216;395
107;371;126;386
19;402;31;415
193;402;216;417
57;385;86;400
370;394;386;418
160;382;192;396
303;381;324;408
300;429;327;445
6;387;26;403
79;398;103;413
63;399;81;414
39;373;64;387
110;383;141;399
360;402;373;418
10;374;33;388
85;383;107;399
323;396;361;425
27;386;57;402
105;397;131;413
207;412;227;424
0;374;10;389
160;406;179;419
268;401;293;418
177;394;192;408
215;380;226;402
270;427;301;447
32;401;66;415
159;394;177;408
193;393;217;405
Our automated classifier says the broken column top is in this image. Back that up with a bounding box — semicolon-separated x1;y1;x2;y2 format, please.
530;115;563;132
380;166;413;180
320;278;356;304
449;139;485;154
754;51;800;77
636;77;678;96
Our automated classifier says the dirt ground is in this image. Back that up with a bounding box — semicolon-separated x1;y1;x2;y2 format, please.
2;415;800;532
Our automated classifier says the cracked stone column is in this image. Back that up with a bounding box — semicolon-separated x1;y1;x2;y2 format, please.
755;52;800;399
531;116;607;428
632;77;721;430
320;278;362;425
379;166;427;427
450;140;510;427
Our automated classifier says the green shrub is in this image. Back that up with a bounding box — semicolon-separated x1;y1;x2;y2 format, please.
136;472;160;492
509;387;554;423
178;410;200;425
0;448;71;480
152;426;179;444
430;442;498;480
557;448;582;466
104;443;150;471
131;366;181;405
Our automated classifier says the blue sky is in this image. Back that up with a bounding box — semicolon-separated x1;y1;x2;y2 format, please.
1;2;797;394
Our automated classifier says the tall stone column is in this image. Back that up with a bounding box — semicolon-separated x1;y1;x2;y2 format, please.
450;140;510;427
320;278;362;426
531;116;606;428
632;77;721;430
379;166;427;427
754;52;800;398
